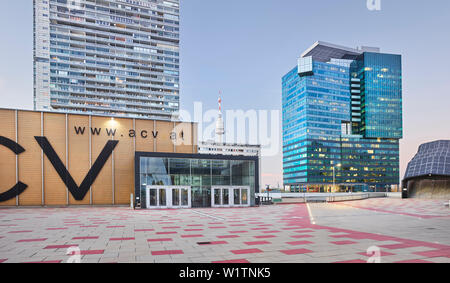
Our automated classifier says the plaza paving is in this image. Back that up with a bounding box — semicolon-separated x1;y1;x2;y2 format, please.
0;198;449;263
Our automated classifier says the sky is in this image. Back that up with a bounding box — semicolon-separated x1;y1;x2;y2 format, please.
0;0;449;187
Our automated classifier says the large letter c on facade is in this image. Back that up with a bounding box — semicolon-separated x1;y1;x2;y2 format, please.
0;136;28;202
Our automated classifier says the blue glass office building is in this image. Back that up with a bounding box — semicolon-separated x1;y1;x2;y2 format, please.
282;42;402;192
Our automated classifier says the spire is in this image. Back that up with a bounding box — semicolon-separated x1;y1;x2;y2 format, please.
215;91;225;144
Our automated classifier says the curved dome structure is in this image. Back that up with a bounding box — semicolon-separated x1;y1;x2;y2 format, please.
404;140;450;180
403;140;450;199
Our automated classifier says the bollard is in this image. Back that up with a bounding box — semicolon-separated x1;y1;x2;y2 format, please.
130;193;134;209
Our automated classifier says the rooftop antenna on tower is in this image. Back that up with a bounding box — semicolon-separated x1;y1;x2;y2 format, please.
215;91;225;144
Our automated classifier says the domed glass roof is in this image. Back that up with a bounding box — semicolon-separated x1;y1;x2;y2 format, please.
404;140;450;180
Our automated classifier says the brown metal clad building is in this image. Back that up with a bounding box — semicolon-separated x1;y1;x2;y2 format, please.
0;109;197;206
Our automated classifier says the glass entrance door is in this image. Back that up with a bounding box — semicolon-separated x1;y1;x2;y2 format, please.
212;187;250;207
232;187;250;206
146;186;191;209
212;188;231;207
172;187;190;208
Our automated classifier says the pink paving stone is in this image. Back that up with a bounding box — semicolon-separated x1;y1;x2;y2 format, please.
79;250;104;255
45;244;79;249
162;226;181;229
379;243;421;250
217;235;240;239
286;241;314;246
331;241;358;245
151;250;184;256
184;229;203;232
413;249;450;258
334;259;366;264
156;231;177;235
294;229;316;234
231;249;263;255
229;231;248;234
72;236;99;240
244;241;271;246
181;235;203;238
16;238;47;243
212;259;250;263
365;234;397;241
0;259;7;263
147;238;172;242
335;232;395;242
254;235;277;239
209;226;227;229
106;226;125;228
46;228;67;231
400;239;449;250
80;225;99;228
109;237;135;241
326;228;352;233
294;230;315;234
251;228;269;231
395;259;434;263
280;248;313;255
290;235;313;239
330;234;354;239
135;229;154;232
8;230;32;234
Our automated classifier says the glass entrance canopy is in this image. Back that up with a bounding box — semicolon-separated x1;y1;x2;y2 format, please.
135;152;259;208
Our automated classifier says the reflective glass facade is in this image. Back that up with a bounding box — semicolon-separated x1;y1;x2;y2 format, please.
137;154;258;208
350;53;403;138
282;44;402;192
34;0;180;119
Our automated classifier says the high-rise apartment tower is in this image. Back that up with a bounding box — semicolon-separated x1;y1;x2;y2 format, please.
33;0;180;119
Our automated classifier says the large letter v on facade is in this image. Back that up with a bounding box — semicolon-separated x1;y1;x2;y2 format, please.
35;136;119;201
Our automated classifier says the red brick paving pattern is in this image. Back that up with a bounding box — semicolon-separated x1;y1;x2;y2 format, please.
330;241;358;245
244;241;271;246
151;250;183;256
0;200;448;263
231;249;263;255
280;248;313;255
336;199;450;219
